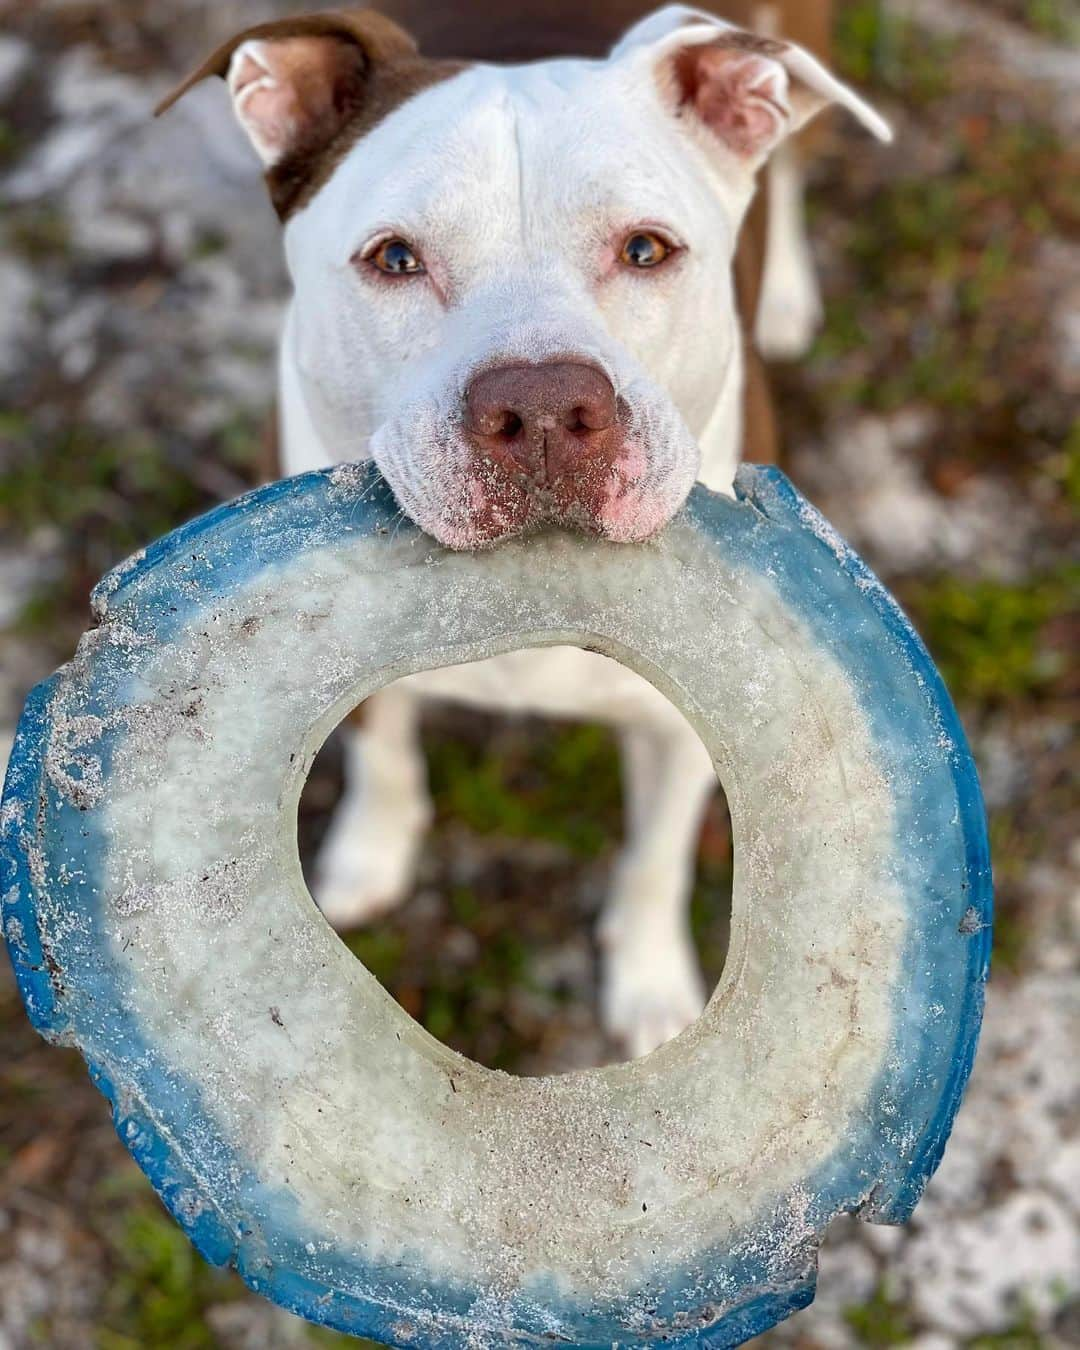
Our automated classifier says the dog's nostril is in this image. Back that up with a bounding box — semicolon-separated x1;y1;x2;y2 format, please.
468;406;522;439
574;397;616;434
499;412;523;440
566;408;588;434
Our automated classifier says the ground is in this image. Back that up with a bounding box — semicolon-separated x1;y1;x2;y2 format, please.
0;0;1077;1346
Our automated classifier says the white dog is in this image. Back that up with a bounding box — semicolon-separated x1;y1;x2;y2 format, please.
162;4;888;1058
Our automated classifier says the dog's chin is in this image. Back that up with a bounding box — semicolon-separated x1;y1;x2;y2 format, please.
402;477;686;552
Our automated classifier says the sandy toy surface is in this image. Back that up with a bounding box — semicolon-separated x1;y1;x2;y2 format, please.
1;464;991;1348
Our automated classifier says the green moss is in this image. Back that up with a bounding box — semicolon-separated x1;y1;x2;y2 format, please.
835;1;956;102
341;927;406;985
968;1302;1045;1349
904;569;1076;706
1023;0;1080;42
6;206;72;262
1;421;212;644
844;1281;915;1347
985;809;1046;975
0;117;21;166
96;1207;239;1349
425;721;622;858
1060;418;1080;509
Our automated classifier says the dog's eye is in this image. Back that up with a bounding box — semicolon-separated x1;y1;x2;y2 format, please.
367;238;425;276
619;231;673;269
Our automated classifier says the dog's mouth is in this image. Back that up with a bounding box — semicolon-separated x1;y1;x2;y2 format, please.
371;378;700;553
429;443;678;551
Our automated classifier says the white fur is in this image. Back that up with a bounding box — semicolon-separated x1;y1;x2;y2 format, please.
239;7;888;1056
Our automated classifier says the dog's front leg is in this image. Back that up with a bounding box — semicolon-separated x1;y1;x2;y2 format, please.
312;684;432;929
599;721;716;1059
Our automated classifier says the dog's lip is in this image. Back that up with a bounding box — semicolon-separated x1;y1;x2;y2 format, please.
426;469;676;551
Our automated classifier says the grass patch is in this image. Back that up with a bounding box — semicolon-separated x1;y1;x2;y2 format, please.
96;1207;239;1349
903;568;1076;706
987;0;1080;42
985;808;1052;976
969;1301;1045;1349
0;117;21;166
1;414;263;645
1026;0;1080;40
425;720;622;859
844;1281;915;1347
341;927;407;986
417;924;533;1055
6;206;72;262
835;0;957;102
809;105;1078;455
1;426;200;542
1056;418;1080;509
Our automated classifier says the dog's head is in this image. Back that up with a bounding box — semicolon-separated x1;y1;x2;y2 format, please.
161;5;888;548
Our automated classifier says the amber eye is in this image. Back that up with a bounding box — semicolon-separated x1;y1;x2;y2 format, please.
367;238;425;275
619;231;673;269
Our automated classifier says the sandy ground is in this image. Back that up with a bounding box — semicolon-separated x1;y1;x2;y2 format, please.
0;1;1077;1346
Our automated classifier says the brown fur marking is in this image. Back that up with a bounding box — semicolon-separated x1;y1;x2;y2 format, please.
270;54;466;219
156;8;466;221
712;31;787;57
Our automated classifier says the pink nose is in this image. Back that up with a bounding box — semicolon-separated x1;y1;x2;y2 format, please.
463;361;621;484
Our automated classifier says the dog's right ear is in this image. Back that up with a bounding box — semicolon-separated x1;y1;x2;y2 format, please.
156;9;448;217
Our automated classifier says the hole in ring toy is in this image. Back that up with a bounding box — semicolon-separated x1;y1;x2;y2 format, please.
1;463;991;1348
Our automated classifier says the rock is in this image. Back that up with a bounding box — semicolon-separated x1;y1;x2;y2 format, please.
794;412;1038;578
0;36;31;103
902;1191;1080;1335
0;259;36;378
3;49;149;204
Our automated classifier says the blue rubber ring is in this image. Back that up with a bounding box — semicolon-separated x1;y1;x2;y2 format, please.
1;463;991;1348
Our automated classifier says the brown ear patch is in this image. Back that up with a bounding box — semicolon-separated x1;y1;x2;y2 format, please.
270;50;466;218
156;8;467;220
709;31;787;58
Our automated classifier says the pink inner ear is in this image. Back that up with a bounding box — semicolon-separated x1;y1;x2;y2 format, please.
230;49;296;160
228;37;359;165
680;46;790;159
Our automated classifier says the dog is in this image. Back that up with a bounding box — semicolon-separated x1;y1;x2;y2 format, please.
160;3;888;1059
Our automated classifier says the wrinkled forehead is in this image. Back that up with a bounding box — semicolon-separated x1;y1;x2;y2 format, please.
286;57;738;269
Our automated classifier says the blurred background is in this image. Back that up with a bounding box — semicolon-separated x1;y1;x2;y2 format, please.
0;0;1077;1346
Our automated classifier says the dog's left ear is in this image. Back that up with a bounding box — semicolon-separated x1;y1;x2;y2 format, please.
612;4;891;166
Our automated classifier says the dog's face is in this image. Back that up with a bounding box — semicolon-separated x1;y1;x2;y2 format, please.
287;52;745;547
163;5;887;548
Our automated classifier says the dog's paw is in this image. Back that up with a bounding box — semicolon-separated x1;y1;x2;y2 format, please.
311;858;409;930
311;800;427;930
599;919;707;1059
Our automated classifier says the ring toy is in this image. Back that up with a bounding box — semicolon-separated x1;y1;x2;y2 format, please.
2;463;990;1348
